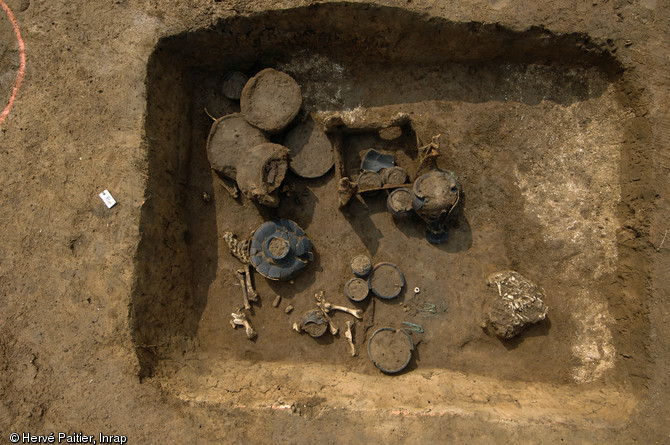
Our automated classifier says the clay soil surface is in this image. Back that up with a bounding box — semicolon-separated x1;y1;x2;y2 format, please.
2;0;670;443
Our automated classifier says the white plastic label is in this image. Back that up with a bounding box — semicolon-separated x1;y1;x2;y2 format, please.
99;189;117;208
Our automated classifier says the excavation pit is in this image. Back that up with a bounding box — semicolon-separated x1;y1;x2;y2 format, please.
133;3;648;424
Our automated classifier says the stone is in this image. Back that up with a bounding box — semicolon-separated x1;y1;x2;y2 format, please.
484;271;549;339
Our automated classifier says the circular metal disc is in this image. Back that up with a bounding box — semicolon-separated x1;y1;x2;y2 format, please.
369;262;405;299
367;328;414;373
284;120;334;179
345;277;370;302
241;68;302;134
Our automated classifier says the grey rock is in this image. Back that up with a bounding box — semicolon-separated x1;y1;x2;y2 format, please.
484;271;548;339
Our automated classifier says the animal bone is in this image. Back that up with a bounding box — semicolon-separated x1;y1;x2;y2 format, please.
313;292;339;335
314;292;363;319
223;232;251;264
242;264;258;302
345;321;357;356
235;270;251;310
230;311;257;339
320;309;338;336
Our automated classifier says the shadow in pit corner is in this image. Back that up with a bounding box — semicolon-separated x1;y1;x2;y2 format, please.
497;316;553;351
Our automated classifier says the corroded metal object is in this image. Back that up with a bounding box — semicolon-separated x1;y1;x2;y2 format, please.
367;327;414;374
411;170;460;244
293;309;329;338
249;219;313;281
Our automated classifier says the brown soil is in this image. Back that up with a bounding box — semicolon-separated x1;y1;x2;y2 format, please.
268;236;288;258
2;0;670;443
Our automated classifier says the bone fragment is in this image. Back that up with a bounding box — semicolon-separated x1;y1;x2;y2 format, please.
345;321;357;356
314;292;363;319
285;304;294;314
243;264;258;302
235;270;251;310
230;311;257;339
223;232;251;264
320;308;338;336
292;322;302;333
273;295;282;308
324;302;363;319
314;292;339;335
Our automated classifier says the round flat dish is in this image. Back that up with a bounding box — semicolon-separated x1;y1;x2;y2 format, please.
240;68;302;133
387;188;413;219
357;171;382;196
350;254;372;278
206;113;267;177
345;277;370;302
367;327;414;374
369;262;405;299
284;120;334;179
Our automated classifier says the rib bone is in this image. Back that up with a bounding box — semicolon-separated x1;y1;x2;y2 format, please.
235;270;251;310
345;321;357;356
230;311;257;339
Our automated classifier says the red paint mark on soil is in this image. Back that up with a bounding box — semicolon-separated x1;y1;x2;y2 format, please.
0;0;26;125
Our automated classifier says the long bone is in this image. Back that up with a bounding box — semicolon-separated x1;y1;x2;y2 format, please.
235;270;251;310
230;311;257;339
314;292;338;335
345;321;357;356
242;264;258;302
318;305;339;336
314;292;363;319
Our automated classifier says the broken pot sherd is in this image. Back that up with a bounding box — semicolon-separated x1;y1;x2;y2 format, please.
235;142;290;207
207;114;291;206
